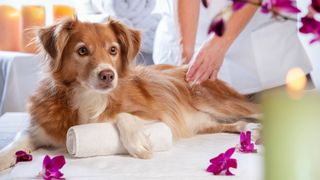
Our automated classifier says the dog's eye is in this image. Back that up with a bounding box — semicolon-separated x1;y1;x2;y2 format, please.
78;46;89;56
109;46;117;56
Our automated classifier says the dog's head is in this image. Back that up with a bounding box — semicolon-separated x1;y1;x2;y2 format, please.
37;17;141;93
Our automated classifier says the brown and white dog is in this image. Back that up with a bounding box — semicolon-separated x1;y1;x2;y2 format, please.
0;17;260;170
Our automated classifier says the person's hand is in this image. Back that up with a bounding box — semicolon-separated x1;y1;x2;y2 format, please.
186;38;227;84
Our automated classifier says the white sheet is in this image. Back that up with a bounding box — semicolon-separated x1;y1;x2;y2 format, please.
0;51;41;115
0;113;264;180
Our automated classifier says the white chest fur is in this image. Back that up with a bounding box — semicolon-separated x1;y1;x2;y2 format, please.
72;88;108;124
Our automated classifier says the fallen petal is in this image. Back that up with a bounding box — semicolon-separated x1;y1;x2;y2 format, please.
232;1;246;11
224;147;235;158
225;169;235;176
51;155;66;169
41;155;66;180
227;158;238;168
15;150;32;163
209;153;224;163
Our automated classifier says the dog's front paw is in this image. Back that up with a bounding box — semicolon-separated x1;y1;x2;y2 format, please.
121;131;153;159
0;151;16;171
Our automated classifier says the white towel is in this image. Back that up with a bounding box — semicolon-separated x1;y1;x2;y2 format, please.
66;122;172;157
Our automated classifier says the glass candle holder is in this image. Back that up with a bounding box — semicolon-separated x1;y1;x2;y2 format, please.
263;90;320;180
0;5;21;51
53;5;75;22
21;5;45;53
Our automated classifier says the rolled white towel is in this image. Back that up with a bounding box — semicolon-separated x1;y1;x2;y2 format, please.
66;122;172;157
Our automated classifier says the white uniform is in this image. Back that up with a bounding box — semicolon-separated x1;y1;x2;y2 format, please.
153;0;313;94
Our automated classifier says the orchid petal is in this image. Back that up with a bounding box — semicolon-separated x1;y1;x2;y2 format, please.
299;16;319;34
310;36;320;44
48;170;64;178
201;0;209;8
312;0;320;12
238;131;257;153
210;153;224;163
224;147;235;158
15;151;26;156
40;155;66;179
232;1;246;11
206;147;237;176
274;4;301;14
240;132;245;142
15;150;32;163
51;155;66;169
261;3;271;13
227;158;238;168
43;155;51;167
206;164;215;172
208;18;225;36
225;169;235;176
212;166;223;175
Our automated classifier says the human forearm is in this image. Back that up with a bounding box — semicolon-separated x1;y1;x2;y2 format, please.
208;3;259;54
186;2;260;83
177;0;200;63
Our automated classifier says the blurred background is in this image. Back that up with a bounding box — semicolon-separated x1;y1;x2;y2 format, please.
0;0;318;111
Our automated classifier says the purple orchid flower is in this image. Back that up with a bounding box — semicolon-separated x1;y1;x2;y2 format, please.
231;0;247;11
261;0;300;14
16;150;32;163
208;18;225;36
202;0;209;8
312;0;320;13
299;16;320;44
206;147;237;176
238;131;257;153
261;2;271;13
40;155;66;180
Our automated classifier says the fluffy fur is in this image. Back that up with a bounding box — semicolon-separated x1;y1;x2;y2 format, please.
0;17;260;170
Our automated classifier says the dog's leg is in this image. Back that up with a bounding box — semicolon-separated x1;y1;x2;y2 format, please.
198;120;261;141
198;121;249;134
0;124;55;171
0;130;35;171
116;113;153;159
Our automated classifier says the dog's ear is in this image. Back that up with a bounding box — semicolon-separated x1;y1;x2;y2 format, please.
108;18;141;70
37;17;77;72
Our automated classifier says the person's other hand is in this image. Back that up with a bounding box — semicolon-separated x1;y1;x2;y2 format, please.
186;38;226;84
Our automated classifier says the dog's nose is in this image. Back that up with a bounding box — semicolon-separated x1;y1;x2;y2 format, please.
98;69;114;83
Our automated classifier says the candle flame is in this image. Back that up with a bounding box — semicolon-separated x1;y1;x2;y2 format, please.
286;68;307;99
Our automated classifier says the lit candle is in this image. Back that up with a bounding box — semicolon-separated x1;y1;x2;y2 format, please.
0;5;21;51
53;5;75;22
21;5;45;53
263;68;320;180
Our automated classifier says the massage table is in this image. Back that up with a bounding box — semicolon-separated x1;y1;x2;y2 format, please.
0;113;263;180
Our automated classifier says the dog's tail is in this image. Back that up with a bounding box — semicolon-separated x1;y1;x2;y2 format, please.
0;130;36;171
